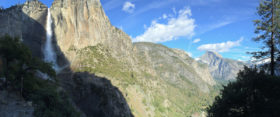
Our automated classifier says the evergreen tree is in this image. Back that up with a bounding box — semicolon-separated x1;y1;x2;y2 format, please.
0;35;55;93
207;66;280;117
0;35;80;117
251;0;280;76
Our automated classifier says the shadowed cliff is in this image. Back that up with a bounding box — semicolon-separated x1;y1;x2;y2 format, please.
0;1;133;117
1;0;219;116
0;1;47;58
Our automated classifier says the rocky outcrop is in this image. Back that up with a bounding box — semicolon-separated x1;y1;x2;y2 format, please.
58;70;133;117
0;91;34;117
199;51;246;81
172;49;215;86
0;1;134;117
0;0;219;116
134;42;215;93
50;0;135;69
0;0;48;57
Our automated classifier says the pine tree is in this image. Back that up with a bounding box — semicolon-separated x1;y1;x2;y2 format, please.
207;66;280;117
0;35;55;94
251;0;280;76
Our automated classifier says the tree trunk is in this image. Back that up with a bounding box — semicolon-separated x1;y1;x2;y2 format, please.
271;41;275;76
271;0;275;76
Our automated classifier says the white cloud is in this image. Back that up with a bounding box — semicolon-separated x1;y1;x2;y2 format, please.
199;20;233;34
172;7;177;15
212;21;231;30
162;14;167;19
133;7;196;42
158;14;168;20
197;37;244;52
209;21;232;30
237;59;243;62
193;38;201;43
122;2;135;13
143;24;147;29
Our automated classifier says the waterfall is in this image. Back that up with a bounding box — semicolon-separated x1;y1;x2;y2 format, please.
44;8;58;71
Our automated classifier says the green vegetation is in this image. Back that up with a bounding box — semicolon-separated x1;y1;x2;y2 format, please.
23;74;80;117
207;1;280;116
250;0;280;76
0;35;80;117
207;66;280;117
72;44;137;86
70;44;220;117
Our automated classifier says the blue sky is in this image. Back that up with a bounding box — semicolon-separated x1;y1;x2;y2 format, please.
0;0;262;61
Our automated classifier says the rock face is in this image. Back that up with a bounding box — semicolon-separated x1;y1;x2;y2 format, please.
172;48;215;86
49;0;217;115
0;0;48;57
50;0;134;69
58;70;133;117
0;91;34;117
0;0;219;117
0;1;134;117
134;42;215;92
199;51;246;81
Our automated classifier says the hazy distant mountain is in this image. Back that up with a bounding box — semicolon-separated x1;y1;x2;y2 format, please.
199;51;247;81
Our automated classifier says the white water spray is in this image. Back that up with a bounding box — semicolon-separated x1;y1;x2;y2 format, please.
44;8;58;71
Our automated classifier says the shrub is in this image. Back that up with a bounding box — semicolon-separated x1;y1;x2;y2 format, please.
207;66;280;117
0;35;80;117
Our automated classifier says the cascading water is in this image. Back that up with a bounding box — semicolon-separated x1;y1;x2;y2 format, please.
44;8;58;71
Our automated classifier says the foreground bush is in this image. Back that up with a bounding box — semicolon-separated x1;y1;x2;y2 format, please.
207;66;280;117
0;35;80;117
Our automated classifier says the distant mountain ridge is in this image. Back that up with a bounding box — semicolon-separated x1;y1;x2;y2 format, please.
0;0;219;117
199;51;246;81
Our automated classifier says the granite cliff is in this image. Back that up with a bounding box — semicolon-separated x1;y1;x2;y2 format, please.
0;0;47;57
134;42;215;92
50;0;135;69
0;0;218;117
0;1;133;117
199;51;246;81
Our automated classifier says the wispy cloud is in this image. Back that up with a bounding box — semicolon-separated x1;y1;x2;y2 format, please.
199;20;233;34
197;37;244;52
187;0;222;6
113;0;179;30
122;1;135;13
133;7;195;42
102;0;124;11
159;14;168;19
193;38;201;43
209;21;232;30
133;0;177;16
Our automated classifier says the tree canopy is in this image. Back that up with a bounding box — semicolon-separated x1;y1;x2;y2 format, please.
250;0;280;76
207;66;280;117
0;35;80;117
0;35;55;90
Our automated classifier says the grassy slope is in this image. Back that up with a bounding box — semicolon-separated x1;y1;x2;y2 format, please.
68;44;219;117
